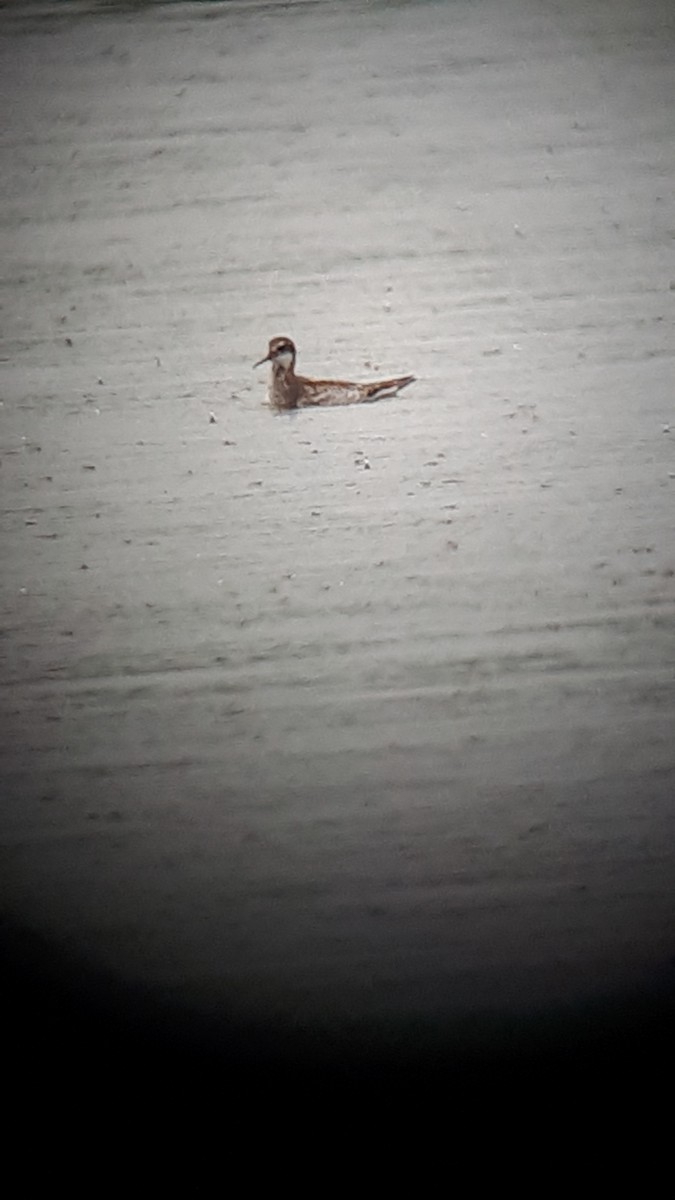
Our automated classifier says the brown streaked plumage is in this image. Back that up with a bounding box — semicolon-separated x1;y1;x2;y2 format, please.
254;336;415;411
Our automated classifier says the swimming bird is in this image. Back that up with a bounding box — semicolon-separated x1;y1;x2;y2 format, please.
254;336;415;411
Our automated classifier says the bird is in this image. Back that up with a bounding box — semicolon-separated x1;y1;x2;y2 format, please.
254;336;415;411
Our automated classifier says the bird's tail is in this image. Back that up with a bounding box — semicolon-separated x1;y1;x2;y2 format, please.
360;375;416;402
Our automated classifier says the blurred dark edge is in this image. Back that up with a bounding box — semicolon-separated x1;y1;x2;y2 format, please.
0;0;327;13
2;916;674;1093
